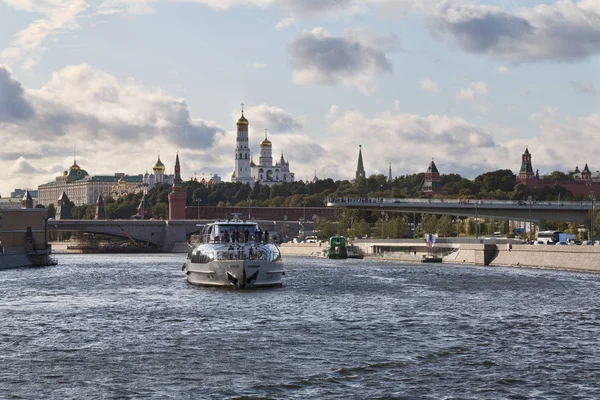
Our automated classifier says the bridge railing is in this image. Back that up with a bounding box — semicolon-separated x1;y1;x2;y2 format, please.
327;198;595;208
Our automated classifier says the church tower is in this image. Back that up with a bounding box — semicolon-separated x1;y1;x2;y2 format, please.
153;153;166;184
259;129;273;167
232;106;253;185
168;153;187;220
356;145;365;180
422;158;441;193
517;147;535;183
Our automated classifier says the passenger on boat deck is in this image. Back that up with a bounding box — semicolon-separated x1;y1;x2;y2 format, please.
223;231;230;242
264;230;269;244
244;230;250;242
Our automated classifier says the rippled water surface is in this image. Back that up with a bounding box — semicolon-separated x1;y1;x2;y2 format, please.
2;254;600;399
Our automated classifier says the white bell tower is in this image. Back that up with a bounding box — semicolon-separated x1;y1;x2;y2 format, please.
232;104;253;185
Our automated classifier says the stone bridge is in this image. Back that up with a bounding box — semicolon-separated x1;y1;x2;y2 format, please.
47;219;204;250
327;198;594;224
47;218;315;252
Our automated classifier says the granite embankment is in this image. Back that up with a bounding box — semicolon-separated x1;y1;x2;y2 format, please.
0;253;36;270
279;241;600;273
279;243;324;257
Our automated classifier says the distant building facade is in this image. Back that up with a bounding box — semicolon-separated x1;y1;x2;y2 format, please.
38;155;174;206
516;147;600;196
11;189;38;198
231;109;295;187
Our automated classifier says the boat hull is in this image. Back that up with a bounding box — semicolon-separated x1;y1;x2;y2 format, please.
184;259;284;288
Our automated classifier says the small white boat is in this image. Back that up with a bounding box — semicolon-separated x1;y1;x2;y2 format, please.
183;215;284;289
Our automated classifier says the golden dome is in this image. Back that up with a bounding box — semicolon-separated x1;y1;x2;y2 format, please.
153;154;165;171
118;175;126;184
231;170;236;178
260;129;272;148
237;111;249;126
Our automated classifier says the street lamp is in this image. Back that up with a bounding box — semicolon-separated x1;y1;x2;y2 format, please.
196;199;201;220
590;191;596;242
380;211;388;238
302;201;307;221
475;202;479;239
528;195;533;242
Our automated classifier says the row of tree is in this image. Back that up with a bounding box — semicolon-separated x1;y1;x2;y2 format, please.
40;168;599;238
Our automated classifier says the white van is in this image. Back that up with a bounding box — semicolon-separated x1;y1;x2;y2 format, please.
304;236;318;243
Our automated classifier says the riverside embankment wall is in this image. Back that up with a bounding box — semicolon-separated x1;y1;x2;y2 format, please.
487;245;600;272
280;241;600;273
0;253;34;269
279;243;324;256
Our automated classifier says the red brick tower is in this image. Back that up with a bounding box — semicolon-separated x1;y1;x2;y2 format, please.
168;153;186;220
517;147;535;183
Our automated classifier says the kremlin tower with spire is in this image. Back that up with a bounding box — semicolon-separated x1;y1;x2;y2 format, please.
168;153;186;220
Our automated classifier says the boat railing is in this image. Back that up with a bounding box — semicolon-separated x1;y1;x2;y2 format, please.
190;245;280;263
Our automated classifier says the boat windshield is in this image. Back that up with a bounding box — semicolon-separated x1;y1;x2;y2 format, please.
203;223;258;243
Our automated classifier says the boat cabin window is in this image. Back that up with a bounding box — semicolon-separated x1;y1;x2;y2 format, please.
210;224;257;243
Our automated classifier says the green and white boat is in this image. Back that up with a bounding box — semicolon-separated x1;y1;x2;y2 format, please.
324;236;348;259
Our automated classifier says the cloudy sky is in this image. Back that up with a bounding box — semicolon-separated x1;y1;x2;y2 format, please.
0;0;599;197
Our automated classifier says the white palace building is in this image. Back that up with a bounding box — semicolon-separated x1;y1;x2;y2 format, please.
37;155;174;206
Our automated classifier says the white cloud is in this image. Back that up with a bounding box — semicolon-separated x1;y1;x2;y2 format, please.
236;104;303;134
429;0;600;62
11;156;41;174
456;81;492;113
495;66;510;74
0;0;87;68
247;62;268;69
0;64;228;195
96;0;374;15
420;77;441;93
289;27;396;93
321;106;505;179
275;14;296;30
571;81;600;94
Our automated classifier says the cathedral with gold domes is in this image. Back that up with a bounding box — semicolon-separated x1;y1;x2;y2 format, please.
231;109;295;187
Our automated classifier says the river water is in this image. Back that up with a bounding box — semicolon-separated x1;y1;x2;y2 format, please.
1;254;600;399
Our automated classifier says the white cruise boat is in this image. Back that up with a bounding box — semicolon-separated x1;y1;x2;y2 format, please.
183;215;284;289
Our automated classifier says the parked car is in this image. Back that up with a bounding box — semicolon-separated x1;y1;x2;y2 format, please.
304;236;318;243
582;241;592;245
555;242;568;246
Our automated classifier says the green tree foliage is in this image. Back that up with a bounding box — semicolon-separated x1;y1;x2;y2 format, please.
350;219;371;238
475;169;516;194
543;171;572;181
421;214;438;236
436;215;455;237
46;203;56;219
316;218;337;239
